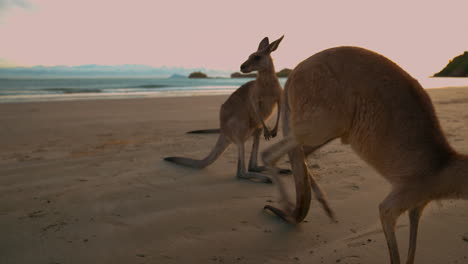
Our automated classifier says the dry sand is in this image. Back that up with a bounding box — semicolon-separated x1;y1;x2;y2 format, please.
1;88;467;264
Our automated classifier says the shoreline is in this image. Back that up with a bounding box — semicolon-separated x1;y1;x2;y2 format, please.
0;75;466;104
0;89;236;104
1;85;468;104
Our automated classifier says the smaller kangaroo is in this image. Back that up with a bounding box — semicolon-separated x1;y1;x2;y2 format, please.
164;36;284;183
262;46;468;264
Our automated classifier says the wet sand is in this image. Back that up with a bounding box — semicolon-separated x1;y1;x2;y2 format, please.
1;88;467;264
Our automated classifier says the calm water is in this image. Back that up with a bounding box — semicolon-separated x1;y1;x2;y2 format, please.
0;76;466;103
0;77;278;103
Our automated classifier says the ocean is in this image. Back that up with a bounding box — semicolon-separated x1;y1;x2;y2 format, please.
0;77;277;103
0;77;466;103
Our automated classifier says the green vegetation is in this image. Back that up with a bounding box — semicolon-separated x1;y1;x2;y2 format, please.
276;68;292;78
433;52;468;77
188;71;208;78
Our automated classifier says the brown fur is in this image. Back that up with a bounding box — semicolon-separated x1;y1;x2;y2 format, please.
164;36;285;183
262;46;468;264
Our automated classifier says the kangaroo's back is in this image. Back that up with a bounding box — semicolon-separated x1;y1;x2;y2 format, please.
286;46;454;182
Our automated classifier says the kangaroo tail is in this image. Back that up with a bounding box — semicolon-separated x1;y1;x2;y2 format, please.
164;134;231;169
186;128;221;134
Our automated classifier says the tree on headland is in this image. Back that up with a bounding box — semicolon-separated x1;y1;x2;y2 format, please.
188;71;208;78
276;68;292;78
433;52;468;77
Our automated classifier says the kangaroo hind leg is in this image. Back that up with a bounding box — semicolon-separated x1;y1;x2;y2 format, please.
236;141;272;184
247;128;264;172
248;128;292;174
264;137;334;224
263;141;310;224
406;203;427;264
379;187;427;264
262;117;339;223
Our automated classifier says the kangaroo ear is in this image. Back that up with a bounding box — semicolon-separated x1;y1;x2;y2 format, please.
267;35;284;53
258;37;269;51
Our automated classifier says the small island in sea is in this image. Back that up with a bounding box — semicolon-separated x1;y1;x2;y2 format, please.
188;71;208;78
434;52;468;77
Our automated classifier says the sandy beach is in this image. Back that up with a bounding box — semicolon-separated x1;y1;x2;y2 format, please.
1;87;467;264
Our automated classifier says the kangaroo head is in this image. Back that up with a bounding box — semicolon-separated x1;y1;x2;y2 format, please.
240;35;284;74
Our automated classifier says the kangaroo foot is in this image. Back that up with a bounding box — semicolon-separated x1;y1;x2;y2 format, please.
249;166;291;174
237;172;273;184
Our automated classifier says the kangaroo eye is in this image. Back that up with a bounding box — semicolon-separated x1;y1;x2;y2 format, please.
253;55;261;60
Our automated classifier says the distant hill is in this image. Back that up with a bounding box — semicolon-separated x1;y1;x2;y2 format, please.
0;64;230;78
169;74;186;79
433;52;468;77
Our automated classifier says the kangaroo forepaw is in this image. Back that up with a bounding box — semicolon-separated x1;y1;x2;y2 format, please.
317;197;337;222
263;205;298;224
263;128;272;140
271;128;278;138
163;157;176;162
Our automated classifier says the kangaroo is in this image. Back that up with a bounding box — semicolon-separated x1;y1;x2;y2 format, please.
261;46;468;264
164;36;285;183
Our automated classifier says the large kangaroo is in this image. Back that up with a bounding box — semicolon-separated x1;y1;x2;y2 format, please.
261;46;468;264
164;36;284;183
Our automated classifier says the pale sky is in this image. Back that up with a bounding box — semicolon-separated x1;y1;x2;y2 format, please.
0;0;467;78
